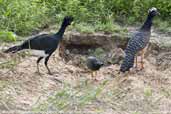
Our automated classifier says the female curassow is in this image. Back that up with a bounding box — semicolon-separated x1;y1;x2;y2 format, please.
4;16;73;74
120;7;159;73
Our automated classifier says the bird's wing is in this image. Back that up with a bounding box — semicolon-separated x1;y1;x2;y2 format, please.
21;34;57;50
120;31;148;72
125;31;149;54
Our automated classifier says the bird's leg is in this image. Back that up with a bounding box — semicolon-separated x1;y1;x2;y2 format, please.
94;71;97;76
92;71;99;81
45;55;52;75
140;48;146;70
36;57;43;74
91;71;97;80
134;55;138;68
91;71;94;78
94;71;97;81
140;52;145;70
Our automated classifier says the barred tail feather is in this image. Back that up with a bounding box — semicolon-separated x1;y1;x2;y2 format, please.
3;45;22;53
120;53;135;72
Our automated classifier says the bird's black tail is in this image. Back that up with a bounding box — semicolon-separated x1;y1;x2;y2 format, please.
120;52;135;72
4;45;22;53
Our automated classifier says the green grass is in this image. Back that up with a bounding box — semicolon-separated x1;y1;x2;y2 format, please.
0;80;9;91
0;53;24;69
89;47;106;61
0;31;16;42
74;23;95;33
132;112;140;114
144;87;152;97
0;0;169;51
73;21;128;34
0;80;15;110
154;19;171;34
0;59;18;69
32;80;108;112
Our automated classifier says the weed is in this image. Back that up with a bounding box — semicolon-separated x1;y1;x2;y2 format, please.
0;31;16;42
74;23;95;33
144;87;152;97
32;80;108;112
0;0;170;37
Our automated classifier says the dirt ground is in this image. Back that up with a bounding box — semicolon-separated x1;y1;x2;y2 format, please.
0;31;171;114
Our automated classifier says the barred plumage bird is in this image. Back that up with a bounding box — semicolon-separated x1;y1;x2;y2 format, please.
120;7;160;72
86;56;104;80
4;16;73;74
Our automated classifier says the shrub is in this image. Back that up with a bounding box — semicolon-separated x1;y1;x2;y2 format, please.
0;0;170;36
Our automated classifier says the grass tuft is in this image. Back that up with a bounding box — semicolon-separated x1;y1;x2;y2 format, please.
0;31;16;42
144;87;152;97
32;80;108;112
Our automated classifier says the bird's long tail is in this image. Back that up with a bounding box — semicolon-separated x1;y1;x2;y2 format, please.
4;45;22;53
120;52;135;72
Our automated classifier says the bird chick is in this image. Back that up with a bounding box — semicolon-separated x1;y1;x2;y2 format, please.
86;56;104;80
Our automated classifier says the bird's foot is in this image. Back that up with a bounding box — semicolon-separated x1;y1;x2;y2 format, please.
140;61;145;70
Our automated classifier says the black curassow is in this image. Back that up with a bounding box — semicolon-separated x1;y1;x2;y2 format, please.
4;16;73;74
120;7;159;73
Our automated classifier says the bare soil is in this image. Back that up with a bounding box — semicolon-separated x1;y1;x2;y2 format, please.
0;31;171;114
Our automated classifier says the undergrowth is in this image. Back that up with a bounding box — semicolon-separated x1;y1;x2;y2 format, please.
0;0;170;39
32;80;108;112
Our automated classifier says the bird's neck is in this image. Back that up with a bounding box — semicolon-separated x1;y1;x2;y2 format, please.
140;14;154;31
55;23;68;38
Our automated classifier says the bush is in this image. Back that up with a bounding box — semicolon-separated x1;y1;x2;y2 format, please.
0;31;16;42
0;0;170;36
0;0;49;35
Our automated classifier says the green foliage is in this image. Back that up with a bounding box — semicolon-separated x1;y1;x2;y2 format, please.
32;80;107;112
0;0;49;35
132;112;140;114
92;48;105;59
0;31;16;42
74;23;95;33
154;19;171;33
0;0;170;36
0;58;18;69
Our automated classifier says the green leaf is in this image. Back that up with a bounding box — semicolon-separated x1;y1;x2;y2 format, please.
0;31;16;42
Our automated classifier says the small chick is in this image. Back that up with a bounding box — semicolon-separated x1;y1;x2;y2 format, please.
86;56;104;80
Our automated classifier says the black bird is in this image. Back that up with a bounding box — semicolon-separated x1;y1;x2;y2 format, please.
86;56;104;80
4;16;73;74
120;7;159;73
